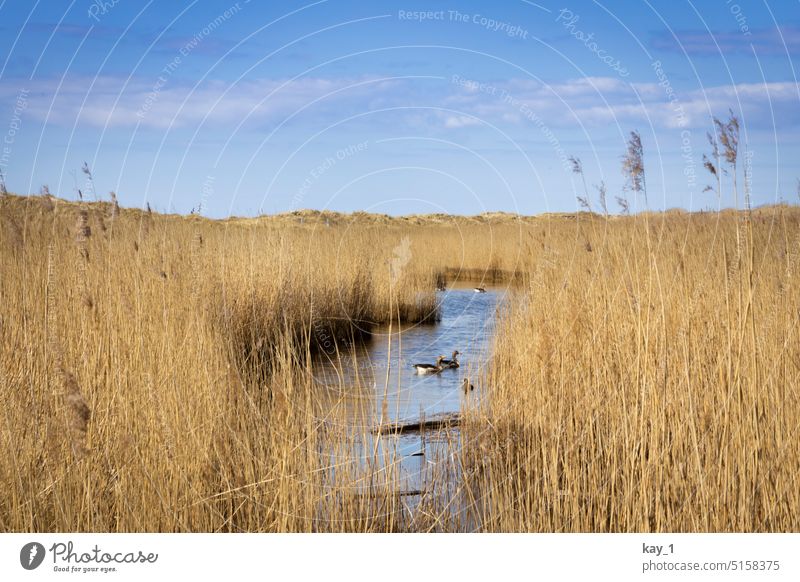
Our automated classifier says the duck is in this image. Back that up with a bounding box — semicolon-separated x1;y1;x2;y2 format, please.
462;378;475;393
441;350;460;369
436;283;447;292
413;355;445;375
474;286;486;293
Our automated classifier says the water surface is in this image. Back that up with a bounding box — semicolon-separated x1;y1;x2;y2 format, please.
311;282;507;509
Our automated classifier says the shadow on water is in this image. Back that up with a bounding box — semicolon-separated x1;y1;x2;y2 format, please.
309;281;509;529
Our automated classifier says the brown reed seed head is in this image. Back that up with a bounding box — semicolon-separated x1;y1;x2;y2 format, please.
58;363;91;459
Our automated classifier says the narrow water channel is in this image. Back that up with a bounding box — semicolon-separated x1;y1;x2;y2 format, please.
311;281;508;507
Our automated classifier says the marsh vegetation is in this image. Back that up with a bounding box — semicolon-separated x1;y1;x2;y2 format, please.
1;185;799;531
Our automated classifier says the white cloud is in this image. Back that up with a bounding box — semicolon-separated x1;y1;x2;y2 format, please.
443;76;800;130
3;73;798;133
651;25;800;56
443;114;481;129
1;75;400;130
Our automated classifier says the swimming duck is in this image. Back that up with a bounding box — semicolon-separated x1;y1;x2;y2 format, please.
462;378;475;392
413;355;445;375
474;286;486;293
441;350;460;369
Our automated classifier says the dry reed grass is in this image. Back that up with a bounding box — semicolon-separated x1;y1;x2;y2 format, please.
462;208;800;531
1;192;798;532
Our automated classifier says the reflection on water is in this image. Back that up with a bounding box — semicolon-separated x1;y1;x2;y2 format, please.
311;282;504;421
309;282;507;521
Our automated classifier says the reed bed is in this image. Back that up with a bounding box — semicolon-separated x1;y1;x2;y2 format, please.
462;208;800;531
0;193;497;531
1;192;798;532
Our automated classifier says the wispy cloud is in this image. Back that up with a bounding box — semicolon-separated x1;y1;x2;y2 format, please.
443;76;800;130
651;25;800;56
2;75;402;129
151;35;240;57
442;114;481;129
19;21;126;40
4;73;798;133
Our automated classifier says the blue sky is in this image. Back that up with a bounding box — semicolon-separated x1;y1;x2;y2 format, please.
0;0;798;217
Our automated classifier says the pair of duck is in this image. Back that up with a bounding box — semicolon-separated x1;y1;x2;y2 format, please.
412;350;460;375
413;352;475;393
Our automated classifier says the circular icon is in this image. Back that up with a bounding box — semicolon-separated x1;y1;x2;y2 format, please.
20;542;45;570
